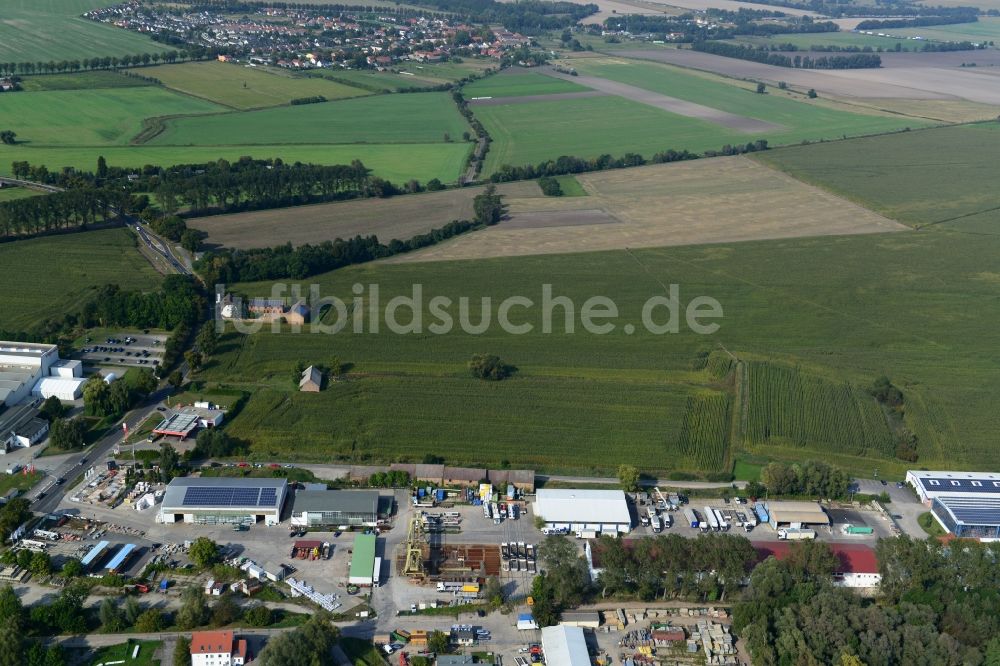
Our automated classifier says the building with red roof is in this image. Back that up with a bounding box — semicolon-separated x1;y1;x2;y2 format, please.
191;630;251;666
754;541;881;589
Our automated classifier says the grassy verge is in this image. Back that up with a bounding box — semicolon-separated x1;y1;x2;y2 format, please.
85;639;162;666
340;637;386;666
553;174;587;197
918;512;946;537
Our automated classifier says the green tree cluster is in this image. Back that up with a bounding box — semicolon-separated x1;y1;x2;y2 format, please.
468;354;515;381
256;612;340;665
736;537;1000;665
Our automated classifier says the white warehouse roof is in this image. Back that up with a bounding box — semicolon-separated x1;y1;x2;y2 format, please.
32;377;85;400
535;489;630;525
541;625;590;666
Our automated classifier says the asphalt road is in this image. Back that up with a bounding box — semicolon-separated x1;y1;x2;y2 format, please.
32;386;174;515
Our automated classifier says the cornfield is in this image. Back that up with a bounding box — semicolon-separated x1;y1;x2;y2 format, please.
742;361;895;457
675;393;732;470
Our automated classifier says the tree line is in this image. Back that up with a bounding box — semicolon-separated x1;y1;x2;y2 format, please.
764;40;983;53
0;50;189;76
195;220;476;284
530;532;757;626
735;537;1000;665
857;10;979;30
692;41;882;68
489;141;767;183
0;186;137;239
601;11;837;39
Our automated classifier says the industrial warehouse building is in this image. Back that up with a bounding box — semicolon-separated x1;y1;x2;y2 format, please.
0;402;49;452
541;625;591;666
0;341;81;406
755;542;880;589
762;500;830;529
907;470;1000;538
534;489;631;534
290;488;379;527
159;477;288;526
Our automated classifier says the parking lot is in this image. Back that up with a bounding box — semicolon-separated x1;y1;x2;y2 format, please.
75;331;167;370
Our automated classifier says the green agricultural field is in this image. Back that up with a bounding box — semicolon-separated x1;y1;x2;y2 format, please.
741;361;895;458
479;95;737;173
18;71;153;91
0;143;471;185
149;92;472;146
136;61;369;109
0;88;223;146
571;57;928;138
890;17;1000;43
553;174;587;196
464;71;592;98
753;123;1000;232
732;32;909;50
305;69;430;92
476;58;931;174
0;187;46;203
0;0;161;62
394;59;497;84
0;228;161;332
193;200;1000;475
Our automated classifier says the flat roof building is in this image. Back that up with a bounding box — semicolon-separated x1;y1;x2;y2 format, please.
290;489;379;527
763;500;830;529
906;470;1000;503
159;477;288;526
0;342;61;406
931;496;1000;540
541;625;590;666
535;489;631;534
348;532;377;586
905;470;1000;539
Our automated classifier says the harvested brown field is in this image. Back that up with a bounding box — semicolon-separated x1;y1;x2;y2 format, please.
387;156;906;263
190;181;543;249
616;48;1000;104
542;67;785;132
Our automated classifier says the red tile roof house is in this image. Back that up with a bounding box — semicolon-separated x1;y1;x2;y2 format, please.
191;630;250;666
754;542;881;590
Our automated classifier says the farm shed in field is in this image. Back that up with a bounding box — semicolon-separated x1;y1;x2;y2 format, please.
299;366;323;392
763;500;829;529
290;489;379;527
535;488;631;534
542;625;590;666
443;466;486;487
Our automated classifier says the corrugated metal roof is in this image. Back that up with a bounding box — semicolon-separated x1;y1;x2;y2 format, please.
541;625;590;666
349;533;377;580
535;489;630;525
292;489;378;515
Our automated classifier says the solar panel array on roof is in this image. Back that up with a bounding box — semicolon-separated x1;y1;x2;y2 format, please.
182;485;278;508
936;496;1000;525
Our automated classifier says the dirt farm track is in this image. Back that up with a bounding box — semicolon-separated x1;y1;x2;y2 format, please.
618;48;1000;105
